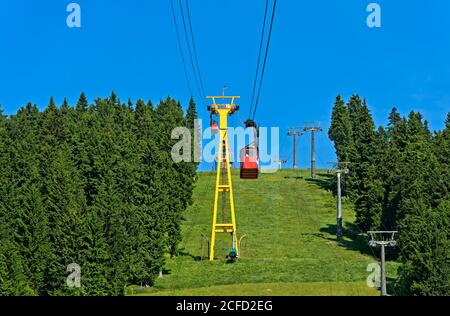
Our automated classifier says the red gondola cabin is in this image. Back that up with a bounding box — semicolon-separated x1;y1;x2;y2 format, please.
211;121;219;134
240;145;259;179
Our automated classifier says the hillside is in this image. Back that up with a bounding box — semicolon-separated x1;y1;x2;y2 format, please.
135;169;399;296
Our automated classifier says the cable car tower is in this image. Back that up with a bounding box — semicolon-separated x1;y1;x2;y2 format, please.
207;95;240;261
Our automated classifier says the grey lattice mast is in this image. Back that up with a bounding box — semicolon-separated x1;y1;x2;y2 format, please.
368;231;398;296
287;128;303;169
328;162;350;242
303;122;323;179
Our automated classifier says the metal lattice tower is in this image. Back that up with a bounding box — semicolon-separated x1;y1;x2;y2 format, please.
207;96;240;261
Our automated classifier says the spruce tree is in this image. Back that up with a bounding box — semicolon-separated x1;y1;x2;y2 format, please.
185;97;200;176
0;107;35;295
155;97;191;256
8;104;52;295
76;92;88;113
433;113;450;202
397;199;450;295
329;95;353;163
346;96;378;229
0;93;197;295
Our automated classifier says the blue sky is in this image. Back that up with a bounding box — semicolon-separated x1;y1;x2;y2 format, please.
1;0;449;169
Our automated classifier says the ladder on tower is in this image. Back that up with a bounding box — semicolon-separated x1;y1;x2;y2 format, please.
207;96;240;261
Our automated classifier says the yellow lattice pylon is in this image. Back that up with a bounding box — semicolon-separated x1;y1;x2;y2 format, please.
207;96;239;261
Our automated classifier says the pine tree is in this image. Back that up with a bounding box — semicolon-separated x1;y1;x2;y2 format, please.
328;97;450;295
133;98;167;284
185;97;200;176
7;103;52;295
38;99;87;295
0;107;36;296
397;199;450;295
387;107;402;135
76;92;88;113
329;95;353;163
155;97;191;256
433;113;450;202
379;112;409;229
0;93;197;295
43;144;87;295
346;96;378;229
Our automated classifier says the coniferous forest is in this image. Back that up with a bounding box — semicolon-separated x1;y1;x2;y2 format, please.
0;92;449;297
329;95;450;296
0;92;199;296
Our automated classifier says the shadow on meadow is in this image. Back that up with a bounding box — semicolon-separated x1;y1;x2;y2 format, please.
178;249;204;262
305;173;335;192
317;222;375;257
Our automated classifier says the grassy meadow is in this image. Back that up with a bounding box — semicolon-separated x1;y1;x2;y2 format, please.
132;169;398;296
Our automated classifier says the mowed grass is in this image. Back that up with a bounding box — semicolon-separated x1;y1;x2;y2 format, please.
137;282;378;296
138;169;398;296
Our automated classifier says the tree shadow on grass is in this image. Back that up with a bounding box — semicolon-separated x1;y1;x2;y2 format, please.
318;222;374;257
178;249;234;263
162;267;172;276
284;176;304;180
178;250;204;262
305;173;334;192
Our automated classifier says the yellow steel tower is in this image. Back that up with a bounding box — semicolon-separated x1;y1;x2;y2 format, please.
207;96;239;261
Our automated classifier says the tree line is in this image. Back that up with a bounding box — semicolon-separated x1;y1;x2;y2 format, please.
329;95;450;295
0;92;199;296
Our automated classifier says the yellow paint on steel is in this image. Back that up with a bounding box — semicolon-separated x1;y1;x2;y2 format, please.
208;96;240;261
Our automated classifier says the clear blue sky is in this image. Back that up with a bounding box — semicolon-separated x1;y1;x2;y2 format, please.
1;0;449;169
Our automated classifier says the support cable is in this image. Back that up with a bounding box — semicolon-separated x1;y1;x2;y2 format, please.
178;0;205;104
185;0;207;98
249;0;270;119
252;0;278;120
170;0;193;97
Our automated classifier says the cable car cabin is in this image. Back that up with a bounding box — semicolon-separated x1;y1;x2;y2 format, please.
240;146;259;180
211;121;219;134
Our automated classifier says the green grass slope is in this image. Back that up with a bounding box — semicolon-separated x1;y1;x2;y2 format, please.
138;169;398;296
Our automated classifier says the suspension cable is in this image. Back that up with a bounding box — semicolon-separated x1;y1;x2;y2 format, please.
249;0;269;119
178;0;205;103
185;0;207;98
252;0;278;121
170;0;193;97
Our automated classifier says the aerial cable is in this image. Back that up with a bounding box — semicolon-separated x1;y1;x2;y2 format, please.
170;0;193;97
252;0;277;121
249;0;270;119
178;0;206;104
185;0;207;98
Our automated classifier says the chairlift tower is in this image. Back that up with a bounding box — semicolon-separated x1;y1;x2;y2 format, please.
303;122;323;179
368;231;398;296
328;162;350;242
207;95;240;261
287;128;303;169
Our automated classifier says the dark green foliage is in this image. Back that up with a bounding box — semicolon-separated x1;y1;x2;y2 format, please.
328;96;450;296
186;97;201;167
329;95;353;163
0;94;197;296
343;96;379;229
397;199;450;295
154;97;195;256
433;113;450;202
